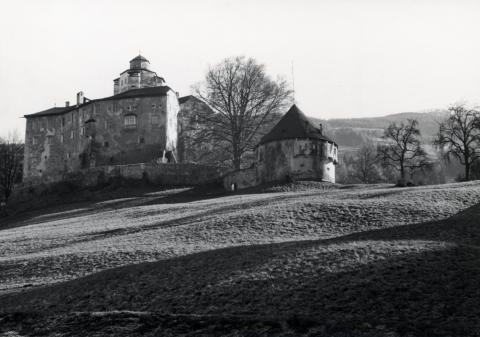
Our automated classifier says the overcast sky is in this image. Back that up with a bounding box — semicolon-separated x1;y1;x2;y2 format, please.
1;0;480;139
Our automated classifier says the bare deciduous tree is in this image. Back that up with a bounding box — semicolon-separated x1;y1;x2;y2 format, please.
353;143;380;183
434;104;480;181
194;56;291;169
378;119;430;184
0;132;24;203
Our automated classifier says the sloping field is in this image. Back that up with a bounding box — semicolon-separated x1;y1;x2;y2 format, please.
1;181;480;336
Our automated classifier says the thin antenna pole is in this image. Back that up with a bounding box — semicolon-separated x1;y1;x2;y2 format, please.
291;60;295;105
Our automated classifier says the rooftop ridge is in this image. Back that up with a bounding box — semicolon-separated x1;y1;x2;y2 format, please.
24;86;173;118
259;104;336;145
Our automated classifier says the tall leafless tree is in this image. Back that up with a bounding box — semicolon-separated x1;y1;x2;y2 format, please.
378;119;430;184
0;132;24;203
353;143;380;183
194;56;291;169
434;104;480;181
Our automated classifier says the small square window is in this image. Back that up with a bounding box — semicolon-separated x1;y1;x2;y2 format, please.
139;137;145;144
124;115;137;129
104;141;109;148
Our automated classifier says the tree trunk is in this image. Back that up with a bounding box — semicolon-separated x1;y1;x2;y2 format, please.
232;139;242;170
233;156;241;170
465;162;470;181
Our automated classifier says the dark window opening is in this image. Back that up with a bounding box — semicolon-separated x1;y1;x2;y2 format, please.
104;141;109;147
139;137;145;144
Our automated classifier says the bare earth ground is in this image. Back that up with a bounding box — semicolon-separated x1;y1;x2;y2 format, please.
1;181;480;336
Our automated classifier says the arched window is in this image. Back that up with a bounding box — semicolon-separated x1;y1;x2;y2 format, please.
124;114;137;129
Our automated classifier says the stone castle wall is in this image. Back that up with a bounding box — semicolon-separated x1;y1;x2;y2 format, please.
90;162;222;186
222;138;338;192
256;138;338;184
23;162;222;187
177;97;215;163
222;167;257;191
23;93;178;183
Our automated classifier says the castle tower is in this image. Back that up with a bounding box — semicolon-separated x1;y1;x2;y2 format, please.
129;55;150;70
113;55;165;95
256;104;338;183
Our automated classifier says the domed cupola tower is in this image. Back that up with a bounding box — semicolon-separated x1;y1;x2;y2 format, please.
129;55;150;70
113;55;166;95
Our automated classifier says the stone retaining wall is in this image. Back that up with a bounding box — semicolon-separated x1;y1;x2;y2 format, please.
21;162;223;188
222;167;258;191
91;163;223;186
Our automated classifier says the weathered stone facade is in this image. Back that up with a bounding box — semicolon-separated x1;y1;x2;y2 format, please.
23;56;179;183
223;104;339;190
256;138;337;184
177;95;216;163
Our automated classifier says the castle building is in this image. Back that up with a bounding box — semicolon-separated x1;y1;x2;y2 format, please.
256;104;338;183
113;55;165;94
23;55;180;182
223;104;339;190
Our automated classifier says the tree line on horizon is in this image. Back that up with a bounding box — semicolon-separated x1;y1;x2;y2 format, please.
337;105;480;185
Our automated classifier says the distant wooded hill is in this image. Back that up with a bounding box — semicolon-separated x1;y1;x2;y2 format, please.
310;110;449;148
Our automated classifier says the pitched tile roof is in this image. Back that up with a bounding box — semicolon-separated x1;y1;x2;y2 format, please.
24;107;74;118
259;104;335;145
24;86;173;118
178;95;195;104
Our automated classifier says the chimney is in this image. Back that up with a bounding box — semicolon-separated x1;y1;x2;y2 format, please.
76;91;84;106
65;101;70;107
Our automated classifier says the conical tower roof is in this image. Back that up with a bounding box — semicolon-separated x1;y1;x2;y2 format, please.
259;104;335;145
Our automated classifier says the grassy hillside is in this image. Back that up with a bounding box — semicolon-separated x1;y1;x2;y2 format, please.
1;181;480;336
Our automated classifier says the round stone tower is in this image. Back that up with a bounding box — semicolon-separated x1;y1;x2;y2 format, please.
256;104;338;183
